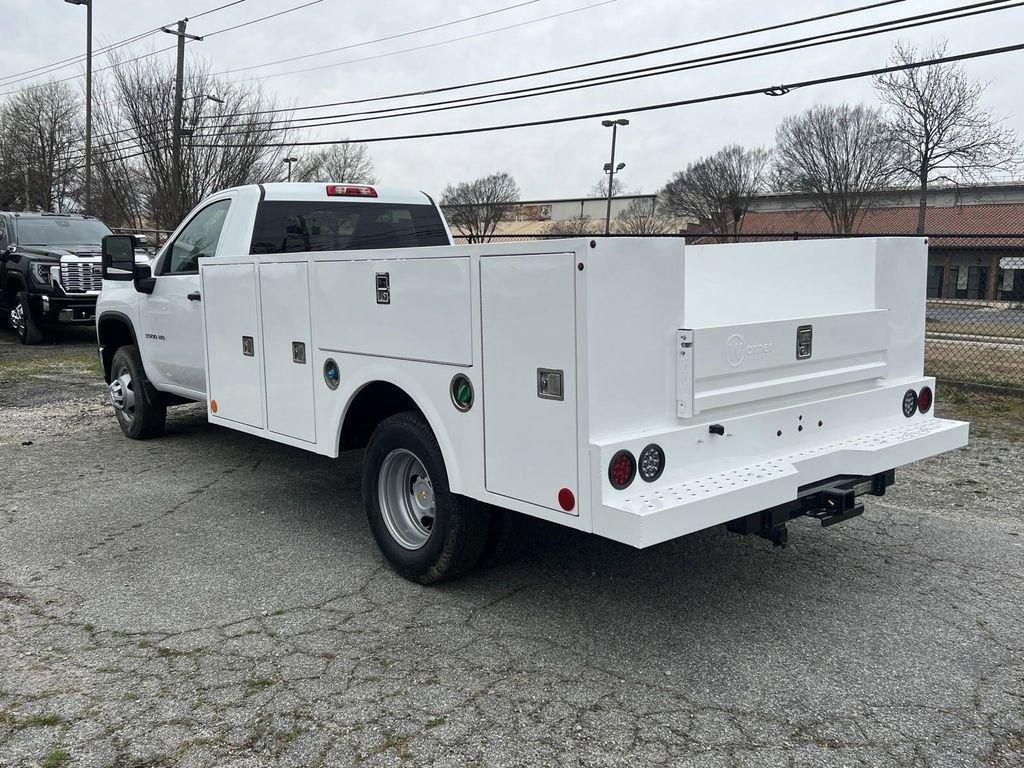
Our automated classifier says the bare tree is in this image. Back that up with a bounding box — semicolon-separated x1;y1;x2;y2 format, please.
615;197;674;234
589;175;626;198
440;172;519;243
875;40;1021;234
659;145;769;236
542;214;596;236
774;104;898;234
295;142;376;184
0;80;83;212
92;53;293;229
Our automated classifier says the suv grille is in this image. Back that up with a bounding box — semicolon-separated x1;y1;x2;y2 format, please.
60;261;103;293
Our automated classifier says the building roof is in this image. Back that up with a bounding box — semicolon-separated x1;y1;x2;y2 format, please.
707;203;1024;249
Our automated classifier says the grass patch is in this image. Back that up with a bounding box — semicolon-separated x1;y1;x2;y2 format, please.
424;716;446;730
245;678;274;694
41;748;71;767
0;351;101;379
938;385;1024;441
20;713;61;727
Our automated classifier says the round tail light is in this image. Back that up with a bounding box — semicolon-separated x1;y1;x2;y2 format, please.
917;386;933;414
902;388;918;418
557;487;575;511
638;444;665;482
608;450;636;490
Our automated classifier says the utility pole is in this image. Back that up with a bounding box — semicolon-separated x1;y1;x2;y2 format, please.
601;118;629;235
64;0;92;213
163;18;203;224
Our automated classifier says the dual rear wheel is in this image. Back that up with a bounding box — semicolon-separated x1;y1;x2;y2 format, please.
363;411;523;583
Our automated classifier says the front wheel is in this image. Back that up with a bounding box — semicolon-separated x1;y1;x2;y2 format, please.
109;345;167;439
12;291;44;345
363;411;489;583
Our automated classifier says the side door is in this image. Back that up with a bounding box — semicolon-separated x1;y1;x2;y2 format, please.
139;198;234;395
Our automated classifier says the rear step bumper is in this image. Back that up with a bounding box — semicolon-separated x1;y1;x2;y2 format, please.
595;417;968;548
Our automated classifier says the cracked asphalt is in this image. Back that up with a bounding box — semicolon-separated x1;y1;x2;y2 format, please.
1;329;1023;767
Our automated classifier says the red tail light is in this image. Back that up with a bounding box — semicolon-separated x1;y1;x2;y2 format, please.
326;184;377;198
557;487;575;511
917;386;933;413
608;450;636;490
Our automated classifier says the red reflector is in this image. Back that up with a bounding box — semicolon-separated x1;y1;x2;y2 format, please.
326;184;378;198
917;386;933;413
608;450;636;490
558;487;575;511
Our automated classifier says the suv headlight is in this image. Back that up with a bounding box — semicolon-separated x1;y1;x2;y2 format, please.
29;261;53;285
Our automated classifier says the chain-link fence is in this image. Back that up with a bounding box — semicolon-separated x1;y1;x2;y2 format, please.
453;231;1024;390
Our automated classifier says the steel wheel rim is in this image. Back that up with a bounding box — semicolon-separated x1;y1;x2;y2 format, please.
109;365;136;424
378;448;435;550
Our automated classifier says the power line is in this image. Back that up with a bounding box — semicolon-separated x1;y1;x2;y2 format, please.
189;41;1024;149
214;0;543;75
81;0;615;146
175;0;1023;142
215;0;909;109
65;0;1019;161
0;0;320;99
0;0;251;89
86;0;908;146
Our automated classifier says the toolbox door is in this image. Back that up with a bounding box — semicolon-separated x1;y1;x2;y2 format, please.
480;253;578;513
202;263;264;428
259;262;316;442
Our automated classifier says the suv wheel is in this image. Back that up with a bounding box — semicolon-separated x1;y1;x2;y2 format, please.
12;291;44;345
109;345;167;439
363;411;489;583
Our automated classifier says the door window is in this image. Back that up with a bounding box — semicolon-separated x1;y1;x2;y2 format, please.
163;199;231;274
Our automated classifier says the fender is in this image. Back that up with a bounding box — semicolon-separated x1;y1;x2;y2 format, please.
328;365;468;494
96;310;140;382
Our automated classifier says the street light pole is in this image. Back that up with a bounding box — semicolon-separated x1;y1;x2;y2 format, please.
282;157;298;182
601;118;629;235
65;0;92;214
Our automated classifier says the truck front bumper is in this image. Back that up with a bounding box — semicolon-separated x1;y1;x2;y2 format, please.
36;293;98;325
592;381;969;548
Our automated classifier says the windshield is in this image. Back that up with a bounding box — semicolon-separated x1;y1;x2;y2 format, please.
16;217;112;246
249;201;449;254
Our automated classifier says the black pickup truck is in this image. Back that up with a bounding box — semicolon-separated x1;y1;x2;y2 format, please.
0;212;114;344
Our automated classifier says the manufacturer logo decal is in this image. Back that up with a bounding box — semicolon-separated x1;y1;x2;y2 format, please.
725;334;773;367
726;334;745;367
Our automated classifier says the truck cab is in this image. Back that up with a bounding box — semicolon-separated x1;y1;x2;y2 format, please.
0;212;116;344
96;183;452;401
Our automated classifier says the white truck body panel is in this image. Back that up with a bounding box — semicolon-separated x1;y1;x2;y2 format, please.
197;235;968;548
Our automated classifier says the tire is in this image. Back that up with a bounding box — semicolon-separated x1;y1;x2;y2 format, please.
12;291;44;345
108;345;167;439
478;505;526;568
363;411;489;584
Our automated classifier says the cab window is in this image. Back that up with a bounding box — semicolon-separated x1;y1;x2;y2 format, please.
163;199;232;274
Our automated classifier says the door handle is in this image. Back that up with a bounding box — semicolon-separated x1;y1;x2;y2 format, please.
187;291;201;302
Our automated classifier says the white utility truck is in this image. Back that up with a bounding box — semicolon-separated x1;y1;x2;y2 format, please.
97;183;969;582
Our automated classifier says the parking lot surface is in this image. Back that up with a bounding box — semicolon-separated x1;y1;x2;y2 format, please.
1;330;1023;768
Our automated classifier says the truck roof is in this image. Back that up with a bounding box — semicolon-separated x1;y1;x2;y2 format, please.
0;211;98;219
239;183;436;206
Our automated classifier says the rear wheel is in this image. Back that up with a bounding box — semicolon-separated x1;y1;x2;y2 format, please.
363;411;489;583
12;291;44;345
109;345;166;439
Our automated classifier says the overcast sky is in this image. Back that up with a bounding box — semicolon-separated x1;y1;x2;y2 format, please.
3;0;1023;199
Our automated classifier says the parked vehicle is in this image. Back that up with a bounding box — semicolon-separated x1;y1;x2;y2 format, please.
96;183;969;582
0;212;142;344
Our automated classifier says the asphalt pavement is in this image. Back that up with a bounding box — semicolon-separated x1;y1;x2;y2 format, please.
1;328;1022;768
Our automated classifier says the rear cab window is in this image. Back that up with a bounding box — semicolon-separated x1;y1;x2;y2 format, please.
249;200;450;255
